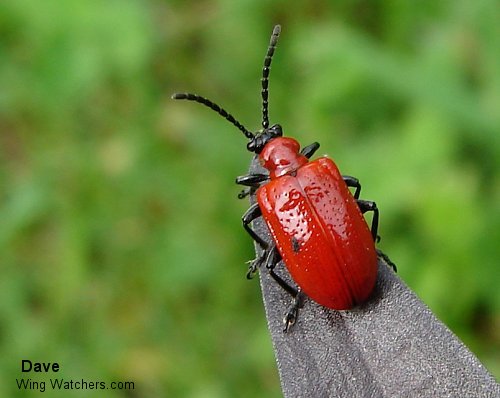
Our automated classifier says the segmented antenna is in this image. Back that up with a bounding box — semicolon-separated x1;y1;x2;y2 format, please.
261;25;281;130
172;93;254;139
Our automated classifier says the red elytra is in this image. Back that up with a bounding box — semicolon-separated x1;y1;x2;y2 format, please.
172;25;389;329
257;136;377;309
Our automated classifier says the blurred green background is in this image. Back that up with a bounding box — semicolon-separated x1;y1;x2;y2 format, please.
1;1;499;396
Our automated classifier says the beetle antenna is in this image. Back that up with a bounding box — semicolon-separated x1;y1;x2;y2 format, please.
261;24;281;130
172;93;254;139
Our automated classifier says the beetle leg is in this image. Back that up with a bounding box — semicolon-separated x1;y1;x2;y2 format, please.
343;175;361;199
236;173;269;199
242;203;268;249
265;246;298;296
300;142;320;159
247;240;281;279
283;290;305;332
357;199;379;242
264;246;305;332
246;256;264;279
376;249;397;272
236;173;268;186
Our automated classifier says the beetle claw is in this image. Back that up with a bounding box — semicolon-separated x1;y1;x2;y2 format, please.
238;188;251;199
246;259;260;279
282;291;304;332
283;309;298;332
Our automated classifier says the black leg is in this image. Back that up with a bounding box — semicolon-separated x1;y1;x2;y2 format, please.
357;199;379;242
264;245;305;332
343;175;361;199
236;173;268;187
377;249;397;272
265;247;298;297
246;254;265;279
242;203;268;249
246;228;281;279
344;177;380;241
236;173;269;199
300;142;320;159
283;291;305;332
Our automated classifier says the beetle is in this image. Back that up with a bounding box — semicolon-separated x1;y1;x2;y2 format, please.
172;25;395;331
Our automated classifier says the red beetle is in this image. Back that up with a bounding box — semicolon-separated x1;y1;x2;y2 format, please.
173;25;394;331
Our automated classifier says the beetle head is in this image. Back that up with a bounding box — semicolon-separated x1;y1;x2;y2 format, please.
247;124;283;153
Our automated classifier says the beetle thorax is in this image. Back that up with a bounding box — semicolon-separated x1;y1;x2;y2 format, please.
259;137;308;179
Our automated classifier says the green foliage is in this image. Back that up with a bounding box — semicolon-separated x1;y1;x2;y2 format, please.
1;0;498;396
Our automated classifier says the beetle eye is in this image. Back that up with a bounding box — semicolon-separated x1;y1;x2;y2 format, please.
271;124;283;136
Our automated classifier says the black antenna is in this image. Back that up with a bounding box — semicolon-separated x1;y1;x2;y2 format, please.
261;25;281;130
171;93;254;140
